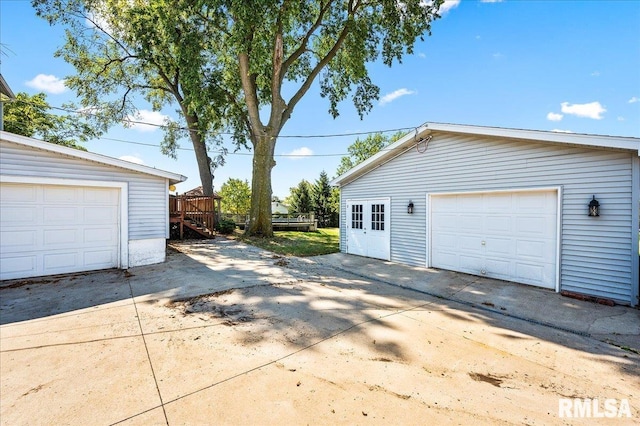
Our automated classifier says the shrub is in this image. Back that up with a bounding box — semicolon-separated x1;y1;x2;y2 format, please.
216;219;236;234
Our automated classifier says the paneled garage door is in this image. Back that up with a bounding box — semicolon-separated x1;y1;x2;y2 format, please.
0;183;120;280
346;198;390;261
430;190;558;289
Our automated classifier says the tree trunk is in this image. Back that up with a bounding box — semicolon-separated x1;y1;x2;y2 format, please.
246;134;276;237
189;131;214;196
183;112;214;196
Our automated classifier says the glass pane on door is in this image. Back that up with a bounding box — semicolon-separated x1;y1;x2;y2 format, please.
371;203;385;231
351;204;363;229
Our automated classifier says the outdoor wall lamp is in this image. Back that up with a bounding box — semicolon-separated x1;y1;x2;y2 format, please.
588;195;600;217
407;201;414;214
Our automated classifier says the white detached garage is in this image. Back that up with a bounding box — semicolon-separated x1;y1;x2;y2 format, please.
332;123;640;306
0;131;186;280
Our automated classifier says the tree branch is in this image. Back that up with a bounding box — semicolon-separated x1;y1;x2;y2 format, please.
269;0;290;127
195;8;230;36
135;84;172;94
79;10;133;57
239;52;262;136
97;54;139;77
280;0;333;80
120;87;132;114
282;0;358;130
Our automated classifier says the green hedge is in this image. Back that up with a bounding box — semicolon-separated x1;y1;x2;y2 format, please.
216;219;236;234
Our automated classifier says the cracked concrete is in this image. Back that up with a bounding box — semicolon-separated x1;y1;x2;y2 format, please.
1;238;638;425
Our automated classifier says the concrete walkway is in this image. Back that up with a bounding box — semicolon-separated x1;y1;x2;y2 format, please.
1;238;638;425
313;252;640;351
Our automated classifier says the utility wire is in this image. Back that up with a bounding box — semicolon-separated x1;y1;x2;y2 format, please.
5;95;424;159
97;135;354;157
5;96;416;140
3;119;415;158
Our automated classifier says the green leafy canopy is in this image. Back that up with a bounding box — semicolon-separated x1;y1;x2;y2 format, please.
335;131;405;177
33;0;443;235
219;177;251;216
3;92;100;149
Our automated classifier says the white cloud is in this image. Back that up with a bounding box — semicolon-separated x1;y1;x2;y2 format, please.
590;71;600;77
617;116;625;122
119;155;145;165
379;88;416;106
480;0;503;2
492;52;504;59
286;147;313;160
417;52;426;58
629;96;639;104
125;109;168;132
438;0;461;14
551;129;574;133
546;112;563;122
25;74;67;94
560;101;606;120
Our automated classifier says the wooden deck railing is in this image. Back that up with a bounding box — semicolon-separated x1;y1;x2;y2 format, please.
272;212;315;224
220;212;317;231
272;213;317;231
169;195;220;238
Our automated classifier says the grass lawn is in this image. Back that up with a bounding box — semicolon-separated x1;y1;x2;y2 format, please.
236;228;339;257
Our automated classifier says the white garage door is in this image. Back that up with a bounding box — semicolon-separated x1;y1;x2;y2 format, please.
0;183;120;280
346;198;390;261
430;190;557;289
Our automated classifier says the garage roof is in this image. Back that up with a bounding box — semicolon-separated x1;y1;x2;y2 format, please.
0;74;15;99
331;122;640;187
0;131;187;185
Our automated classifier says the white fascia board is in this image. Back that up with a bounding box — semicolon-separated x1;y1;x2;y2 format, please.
426;122;640;155
0;131;188;184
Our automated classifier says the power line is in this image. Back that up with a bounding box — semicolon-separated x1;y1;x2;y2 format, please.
4;119;415;158
95;135;391;158
5;96;416;140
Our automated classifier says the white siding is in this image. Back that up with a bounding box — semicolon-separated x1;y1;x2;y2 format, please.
0;140;167;241
339;134;636;304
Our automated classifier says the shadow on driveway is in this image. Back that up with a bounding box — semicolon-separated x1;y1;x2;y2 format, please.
1;238;638;376
1;238;639;425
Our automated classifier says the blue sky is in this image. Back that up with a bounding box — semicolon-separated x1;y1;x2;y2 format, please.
2;0;639;197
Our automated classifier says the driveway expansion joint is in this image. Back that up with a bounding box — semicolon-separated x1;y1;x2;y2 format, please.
125;280;169;426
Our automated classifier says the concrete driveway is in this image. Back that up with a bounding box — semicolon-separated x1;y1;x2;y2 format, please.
1;239;638;425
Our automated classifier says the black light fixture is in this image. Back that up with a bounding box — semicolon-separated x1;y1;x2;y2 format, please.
588;195;600;217
407;201;414;214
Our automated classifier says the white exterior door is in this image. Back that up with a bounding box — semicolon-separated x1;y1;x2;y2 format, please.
0;183;120;280
346;198;390;261
430;190;558;289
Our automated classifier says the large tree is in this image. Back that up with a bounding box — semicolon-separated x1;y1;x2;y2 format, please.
289;180;313;214
34;0;443;237
335;131;406;177
34;0;235;196
219;178;251;216
3;92;99;149
312;171;336;227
